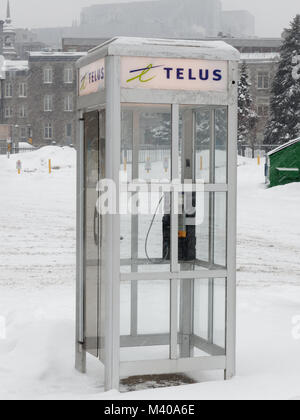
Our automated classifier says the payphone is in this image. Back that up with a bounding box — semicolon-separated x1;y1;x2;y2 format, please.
76;37;239;391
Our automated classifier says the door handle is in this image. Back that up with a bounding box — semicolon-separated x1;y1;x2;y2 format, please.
94;206;99;245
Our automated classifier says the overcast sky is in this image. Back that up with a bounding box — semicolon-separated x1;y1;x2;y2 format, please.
3;0;299;37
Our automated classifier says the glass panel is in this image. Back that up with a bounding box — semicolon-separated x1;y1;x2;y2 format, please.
174;191;227;271
120;281;131;336
193;279;209;340
177;277;226;358
138;280;170;335
98;110;106;362
195;192;209;266
214;192;227;268
84;111;99;358
213;278;226;349
193;278;226;355
120;280;170;362
195;109;211;183
120;104;171;274
215;108;228;184
121;110;133;182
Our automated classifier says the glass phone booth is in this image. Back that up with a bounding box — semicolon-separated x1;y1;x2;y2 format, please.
76;38;239;391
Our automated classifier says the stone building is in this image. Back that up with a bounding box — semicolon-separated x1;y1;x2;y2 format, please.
27;52;84;146
0;52;84;148
0;59;29;146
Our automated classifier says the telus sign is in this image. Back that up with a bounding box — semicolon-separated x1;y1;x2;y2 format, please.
121;57;228;91
79;58;105;97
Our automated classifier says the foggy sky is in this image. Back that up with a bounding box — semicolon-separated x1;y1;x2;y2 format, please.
4;0;300;37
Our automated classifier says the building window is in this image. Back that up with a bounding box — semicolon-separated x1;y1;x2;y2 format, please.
64;95;73;112
4;107;13;118
257;72;270;89
19;83;27;97
44;95;53;112
19;105;27;118
5;83;13;98
257;105;270;117
64;67;73;84
66;123;72;138
44;123;53;140
44;67;53;84
20;127;27;142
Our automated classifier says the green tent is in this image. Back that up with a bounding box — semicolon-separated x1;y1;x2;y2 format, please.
266;138;300;188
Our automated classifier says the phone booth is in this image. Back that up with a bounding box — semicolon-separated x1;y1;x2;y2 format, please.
76;37;239;391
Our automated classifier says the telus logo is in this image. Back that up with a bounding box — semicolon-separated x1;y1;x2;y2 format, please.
80;66;105;91
127;64;164;83
127;64;223;84
164;67;223;81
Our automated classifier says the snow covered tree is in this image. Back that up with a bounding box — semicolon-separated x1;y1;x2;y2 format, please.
264;14;300;145
238;62;258;155
150;114;171;146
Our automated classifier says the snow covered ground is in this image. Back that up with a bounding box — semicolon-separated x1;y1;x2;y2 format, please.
1;147;300;400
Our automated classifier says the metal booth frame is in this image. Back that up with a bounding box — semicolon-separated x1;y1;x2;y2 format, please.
76;38;239;391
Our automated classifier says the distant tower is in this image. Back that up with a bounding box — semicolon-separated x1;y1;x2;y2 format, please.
3;0;17;59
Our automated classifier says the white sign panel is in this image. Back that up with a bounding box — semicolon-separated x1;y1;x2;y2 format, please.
121;57;228;91
79;58;105;96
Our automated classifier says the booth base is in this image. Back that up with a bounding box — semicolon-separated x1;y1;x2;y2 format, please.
120;373;195;393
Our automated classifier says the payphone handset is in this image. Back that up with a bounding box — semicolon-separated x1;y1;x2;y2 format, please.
162;189;196;262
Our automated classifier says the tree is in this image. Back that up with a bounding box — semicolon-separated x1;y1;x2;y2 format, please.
238;62;258;155
264;14;300;146
150;113;171;146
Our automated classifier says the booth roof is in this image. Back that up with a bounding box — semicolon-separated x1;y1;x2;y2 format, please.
82;36;240;62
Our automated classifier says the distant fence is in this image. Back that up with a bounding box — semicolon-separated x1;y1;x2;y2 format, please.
0;146;37;155
239;145;281;158
121;148;171;164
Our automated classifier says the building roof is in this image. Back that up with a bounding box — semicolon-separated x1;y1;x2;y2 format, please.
29;51;87;58
240;52;280;62
62;37;109;47
1;59;28;74
28;51;87;62
268;138;300;156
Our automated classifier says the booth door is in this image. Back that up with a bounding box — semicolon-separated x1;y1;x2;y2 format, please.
83;110;105;358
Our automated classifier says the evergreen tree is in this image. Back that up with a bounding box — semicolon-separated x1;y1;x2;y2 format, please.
264;15;300;145
150;113;171;146
238;62;258;154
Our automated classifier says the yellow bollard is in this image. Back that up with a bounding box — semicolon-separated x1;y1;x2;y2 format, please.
49;159;52;174
146;157;151;174
16;160;22;174
257;155;261;166
200;156;203;171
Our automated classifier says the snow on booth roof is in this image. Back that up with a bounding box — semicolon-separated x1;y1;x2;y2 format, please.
268;137;300;156
83;36;240;61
